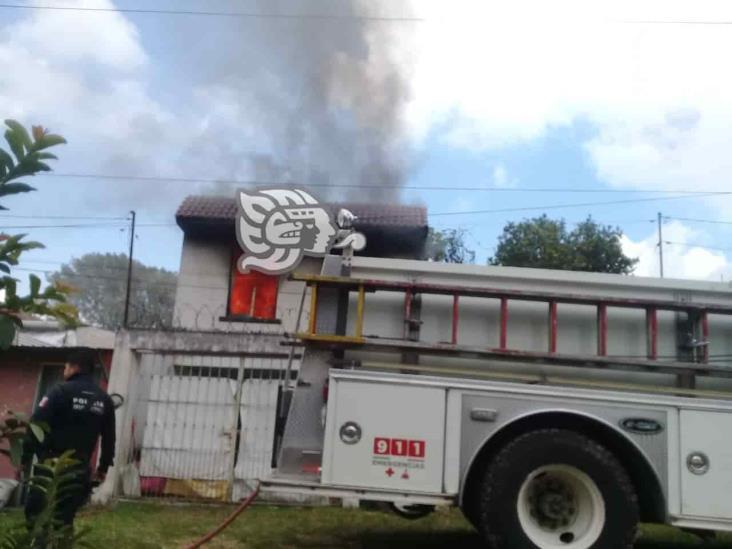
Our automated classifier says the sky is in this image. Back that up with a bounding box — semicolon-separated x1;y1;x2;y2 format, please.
4;0;732;287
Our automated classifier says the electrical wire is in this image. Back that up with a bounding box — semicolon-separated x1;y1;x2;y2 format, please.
12;266;303;295
0;214;128;220
40;172;732;195
0;223;175;229
0;3;426;22
0;223;127;229
664;241;732;254
431;191;732;216
1;4;729;26
665;216;732;227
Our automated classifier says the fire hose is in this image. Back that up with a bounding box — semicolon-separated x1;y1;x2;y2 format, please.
184;482;260;548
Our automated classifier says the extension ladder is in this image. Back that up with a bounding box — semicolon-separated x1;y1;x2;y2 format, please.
291;274;732;394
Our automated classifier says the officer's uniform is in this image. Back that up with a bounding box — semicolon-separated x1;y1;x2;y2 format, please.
24;372;116;525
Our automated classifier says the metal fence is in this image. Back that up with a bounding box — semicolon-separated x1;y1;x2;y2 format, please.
117;349;298;503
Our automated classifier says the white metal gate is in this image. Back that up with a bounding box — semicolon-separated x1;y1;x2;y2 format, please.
131;352;291;501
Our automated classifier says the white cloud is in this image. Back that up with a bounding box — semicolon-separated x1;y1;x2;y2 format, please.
404;0;732;197
0;0;164;163
621;221;729;280
491;163;515;188
11;0;146;71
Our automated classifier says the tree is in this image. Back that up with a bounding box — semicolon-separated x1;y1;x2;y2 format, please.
489;215;637;274
0;120;76;350
426;228;476;264
0;121;84;547
49;253;177;329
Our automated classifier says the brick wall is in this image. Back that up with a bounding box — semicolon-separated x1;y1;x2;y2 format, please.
0;349;114;480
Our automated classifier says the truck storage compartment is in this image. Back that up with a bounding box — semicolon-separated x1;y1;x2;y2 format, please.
321;375;446;493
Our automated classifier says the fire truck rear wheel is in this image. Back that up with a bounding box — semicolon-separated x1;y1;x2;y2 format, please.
478;428;638;549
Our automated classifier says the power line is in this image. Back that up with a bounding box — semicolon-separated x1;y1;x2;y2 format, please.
0;214;128;220
431;192;732;216
623;20;732;25
0;223;126;229
2;4;730;26
0;223;176;229
665;216;732;227
12;266;302;295
0;3;427;22
42;172;732;195
664;241;732;254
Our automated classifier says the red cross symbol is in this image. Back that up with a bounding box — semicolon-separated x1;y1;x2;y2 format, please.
385;467;395;477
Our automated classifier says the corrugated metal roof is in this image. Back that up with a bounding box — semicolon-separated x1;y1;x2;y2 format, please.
12;331;50;348
11;324;115;350
176;195;427;228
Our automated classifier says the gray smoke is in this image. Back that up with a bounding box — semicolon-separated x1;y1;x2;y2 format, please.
192;0;416;202
85;0;416;212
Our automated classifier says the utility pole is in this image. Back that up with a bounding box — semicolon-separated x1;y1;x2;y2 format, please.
657;212;664;278
123;210;136;328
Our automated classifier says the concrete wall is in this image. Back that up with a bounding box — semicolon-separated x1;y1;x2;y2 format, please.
174;233;320;333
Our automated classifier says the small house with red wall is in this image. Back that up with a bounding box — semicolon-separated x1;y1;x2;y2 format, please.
0;320;114;480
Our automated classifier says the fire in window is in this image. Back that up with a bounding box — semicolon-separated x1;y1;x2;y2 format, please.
229;258;279;320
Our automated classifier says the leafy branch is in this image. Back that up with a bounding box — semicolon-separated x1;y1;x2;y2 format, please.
0;449;89;549
0;119;77;349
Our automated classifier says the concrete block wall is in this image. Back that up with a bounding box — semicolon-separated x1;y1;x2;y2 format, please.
173;235;320;334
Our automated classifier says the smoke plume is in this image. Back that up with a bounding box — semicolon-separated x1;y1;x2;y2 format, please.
192;0;417;202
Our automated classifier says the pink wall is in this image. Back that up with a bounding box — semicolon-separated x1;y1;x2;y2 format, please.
0;358;42;479
0;349;114;480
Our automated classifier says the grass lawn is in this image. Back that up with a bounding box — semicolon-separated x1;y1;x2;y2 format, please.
2;500;731;548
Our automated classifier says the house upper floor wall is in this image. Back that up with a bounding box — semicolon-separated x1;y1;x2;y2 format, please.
174;234;320;333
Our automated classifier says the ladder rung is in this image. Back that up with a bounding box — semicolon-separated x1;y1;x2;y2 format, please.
355;285;366;338
308;283;318;335
597;304;608;356
403;290;413;339
500;298;508;350
452;295;459;345
646;308;658;360
548;301;558;353
701;311;709;363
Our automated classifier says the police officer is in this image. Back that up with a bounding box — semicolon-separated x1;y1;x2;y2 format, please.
24;349;116;528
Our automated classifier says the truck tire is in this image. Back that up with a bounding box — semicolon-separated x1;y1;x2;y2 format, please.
478;429;638;549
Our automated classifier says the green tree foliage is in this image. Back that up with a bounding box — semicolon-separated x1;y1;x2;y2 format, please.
49;253;178;329
489;215;638;274
426;228;476;264
0;449;88;549
0;412;43;469
0;120;76;349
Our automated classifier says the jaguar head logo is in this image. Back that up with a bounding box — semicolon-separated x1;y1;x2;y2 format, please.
236;188;338;274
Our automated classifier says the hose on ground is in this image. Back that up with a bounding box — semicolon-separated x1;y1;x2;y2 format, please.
184;482;260;548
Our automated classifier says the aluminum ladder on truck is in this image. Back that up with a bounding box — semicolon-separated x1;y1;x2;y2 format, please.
273;273;732;479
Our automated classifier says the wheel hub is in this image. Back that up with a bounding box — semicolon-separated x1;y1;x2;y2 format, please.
517;465;606;549
529;475;577;529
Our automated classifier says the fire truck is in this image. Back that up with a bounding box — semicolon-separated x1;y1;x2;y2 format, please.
227;189;732;548
262;251;732;549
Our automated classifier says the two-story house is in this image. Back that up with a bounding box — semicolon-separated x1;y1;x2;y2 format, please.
110;194;428;501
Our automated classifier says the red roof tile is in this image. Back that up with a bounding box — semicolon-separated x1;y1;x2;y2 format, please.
176;195;427;227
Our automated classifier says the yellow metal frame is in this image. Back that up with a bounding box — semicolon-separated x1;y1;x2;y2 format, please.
355;285;365;338
308;282;318;334
301;279;366;343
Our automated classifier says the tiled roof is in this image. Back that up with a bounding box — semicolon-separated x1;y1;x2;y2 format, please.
176;195;427;228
